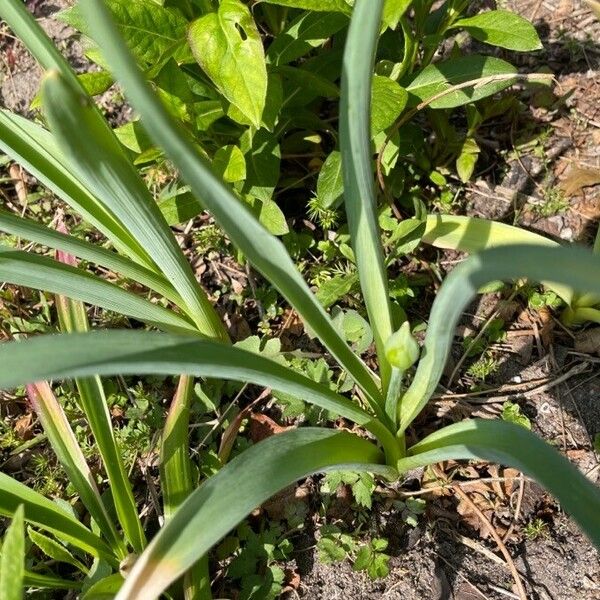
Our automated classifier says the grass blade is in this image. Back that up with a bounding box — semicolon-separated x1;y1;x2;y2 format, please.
340;0;394;391
77;0;384;416
117;428;394;600
0;473;113;562
0;209;183;307
399;245;600;432
0;331;397;461
0;505;24;600
25;382;126;559
0;247;197;334
0;110;152;266
399;419;600;548
41;71;227;341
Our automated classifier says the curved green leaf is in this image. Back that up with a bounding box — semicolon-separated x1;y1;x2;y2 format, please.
116;428;395;600
0;248;196;334
341;0;394;391
0;209;182;307
0;474;113;562
422;214;573;304
40;72;227;340
77;0;384;416
0;331;397;459
399;419;600;548
0;505;24;600
0;110;151;266
399;245;600;432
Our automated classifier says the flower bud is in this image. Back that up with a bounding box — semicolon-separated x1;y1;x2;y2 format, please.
385;322;420;371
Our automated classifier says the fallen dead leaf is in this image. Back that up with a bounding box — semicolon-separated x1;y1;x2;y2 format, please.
249;412;293;443
560;166;600;197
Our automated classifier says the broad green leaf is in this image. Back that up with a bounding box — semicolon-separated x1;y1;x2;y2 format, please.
341;0;394;391
213;145;246;183
188;0;267;128
25;382;126;558
76;0;385;414
266;11;349;66
371;75;408;137
316;151;344;209
278;65;340;102
451;10;542;52
400;419;600;548
0;247;197;335
81;574;124;599
316;273;358;308
0;330;398;462
0;209;182;306
0;110;151;267
0;505;24;600
399;245;600;433
61;0;190;66
116;428;395;599
27;528;89;573
407;55;518;109
383;0;412;29
157;193;203;226
241;129;281;202
0;474;113;561
40;71;227;340
421;214;572;304
261;0;352;12
259;199;289;236
455;138;480;183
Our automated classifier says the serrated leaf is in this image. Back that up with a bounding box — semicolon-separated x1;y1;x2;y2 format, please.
28;528;88;573
407;55;518;109
371;75;408;136
61;0;189;66
213;145;246;183
188;0;267;128
350;472;375;508
267;11;349;66
0;505;24;600
316;150;343;209
315;273;358;308
452;10;542;52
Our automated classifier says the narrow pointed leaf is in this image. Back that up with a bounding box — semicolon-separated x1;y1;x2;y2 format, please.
0;110;151;266
0;474;113;561
340;0;394;391
27;528;89;574
0;331;397;459
0;247;196;334
0;209;182;307
41;72;227;340
399;419;600;548
399;245;600;432
76;0;384;415
26;383;126;558
117;428;394;600
0;505;24;600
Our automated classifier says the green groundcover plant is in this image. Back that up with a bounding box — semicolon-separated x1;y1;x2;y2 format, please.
50;0;548;233
0;1;598;599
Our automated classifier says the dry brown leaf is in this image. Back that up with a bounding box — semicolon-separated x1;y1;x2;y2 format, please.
560;166;600;197
249;412;293;443
575;327;600;355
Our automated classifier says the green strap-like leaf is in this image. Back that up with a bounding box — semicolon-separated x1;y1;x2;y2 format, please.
0;505;24;600
116;428;395;600
25;382;126;558
0;331;397;461
0;247;196;334
40;71;227;340
341;0;394;392
399;419;600;548
399;245;600;432
76;0;384;416
0;110;151;266
55;283;146;554
0;209;183;307
0;473;113;562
